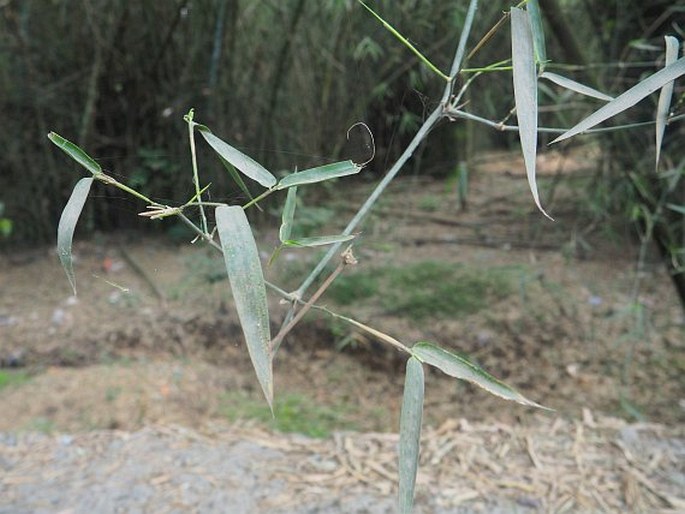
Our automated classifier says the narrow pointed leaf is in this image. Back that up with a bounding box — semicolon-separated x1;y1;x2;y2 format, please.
218;155;256;204
552;56;685;144
398;357;424;514
412;342;549;409
57;177;94;295
511;8;551;220
656;36;679;170
279;186;298;242
185;183;212;205
48;132;102;175
215;205;273;410
196;125;277;188
284;234;355;248
527;0;546;66
540;72;614;101
357;1;449;81
276;161;362;189
666;203;685;215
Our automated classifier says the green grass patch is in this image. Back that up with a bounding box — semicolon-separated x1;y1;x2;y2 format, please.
327;272;380;305
418;195;440;212
385;261;515;320
221;392;355;438
26;417;55;433
326;261;519;321
0;370;31;391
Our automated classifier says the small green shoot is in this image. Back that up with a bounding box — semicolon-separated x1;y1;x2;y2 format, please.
357;1;450;82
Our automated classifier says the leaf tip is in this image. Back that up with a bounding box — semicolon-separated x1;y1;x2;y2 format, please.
549;133;567;145
538;205;555;222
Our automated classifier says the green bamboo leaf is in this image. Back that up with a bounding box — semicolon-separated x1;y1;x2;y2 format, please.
540;72;614;102
184;183;212;205
666;203;685;215
215;205;273;410
279;186;298;242
218;155;256;204
48;132;102;175
57;177;94;295
527;0;546;66
656;36;680;170
276;161;362;190
398;357;424;514
552;56;685;144
412;342;549;409
283;234;355;248
195;125;277;188
356;1;449;82
511;7;552;220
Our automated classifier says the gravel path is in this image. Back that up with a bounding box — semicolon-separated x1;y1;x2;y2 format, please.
0;426;405;514
1;416;684;514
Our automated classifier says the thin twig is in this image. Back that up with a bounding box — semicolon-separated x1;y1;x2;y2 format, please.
186;110;209;235
446;109;662;134
271;248;354;355
294;0;480;301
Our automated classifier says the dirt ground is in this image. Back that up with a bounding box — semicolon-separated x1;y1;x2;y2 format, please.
1;148;684;512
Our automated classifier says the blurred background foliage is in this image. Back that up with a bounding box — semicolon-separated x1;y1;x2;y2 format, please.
0;0;683;272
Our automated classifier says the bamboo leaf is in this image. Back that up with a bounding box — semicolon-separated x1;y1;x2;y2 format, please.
283;234;355;248
57;177;94;295
277;161;362;189
540;72;614;101
356;1;449;82
218;155;256;204
279;186;298;242
48;132;102;175
552;56;685;144
656;36;680;170
412;342;549;409
184;183;212;205
215;205;273;410
527;0;546;66
666;203;685;215
511;8;552;220
398;357;424;514
195;125;277;188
